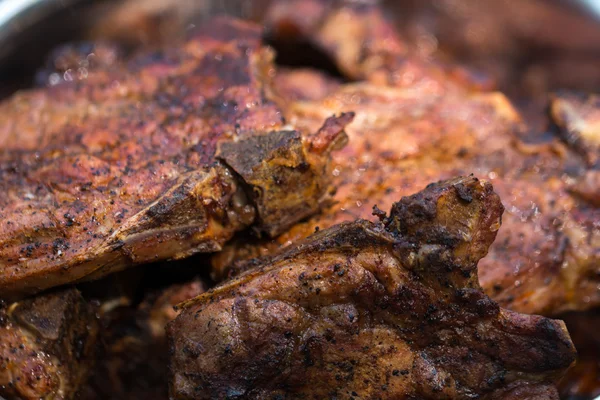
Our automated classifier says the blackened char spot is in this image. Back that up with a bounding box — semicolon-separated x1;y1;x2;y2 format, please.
194;52;252;88
217;130;300;178
454;183;474;203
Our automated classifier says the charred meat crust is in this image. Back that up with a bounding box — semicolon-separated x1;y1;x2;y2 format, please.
168;176;575;400
213;58;599;317
0;16;351;300
0;288;99;400
217;113;352;237
216;0;595;317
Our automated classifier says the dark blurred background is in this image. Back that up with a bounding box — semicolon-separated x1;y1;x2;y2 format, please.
4;0;600;101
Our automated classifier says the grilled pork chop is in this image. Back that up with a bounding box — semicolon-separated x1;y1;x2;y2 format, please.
169;176;576;399
214;67;599;316
0;17;351;300
214;2;600;316
0;289;99;400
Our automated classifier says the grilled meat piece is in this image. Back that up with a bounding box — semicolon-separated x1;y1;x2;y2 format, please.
0;289;99;400
550;91;600;167
84;279;205;400
214;47;599;316
272;67;342;102
264;0;494;90
169;176;576;399
265;0;405;80
0;17;351;300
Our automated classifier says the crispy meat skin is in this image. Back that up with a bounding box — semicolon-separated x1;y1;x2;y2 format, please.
0;17;350;299
215;7;600;315
169;176;575;399
0;289;99;400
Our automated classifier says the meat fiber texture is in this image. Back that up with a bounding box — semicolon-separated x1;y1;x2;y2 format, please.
0;17;352;299
0;289;99;400
169;176;576;399
214;0;600;316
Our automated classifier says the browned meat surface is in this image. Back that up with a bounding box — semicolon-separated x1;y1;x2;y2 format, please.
0;289;99;400
264;0;495;91
169;176;576;399
83;279;205;400
551;92;600;168
214;6;600;316
72;0;600;97
272;67;342;102
265;0;405;80
0;17;352;300
214;67;600;316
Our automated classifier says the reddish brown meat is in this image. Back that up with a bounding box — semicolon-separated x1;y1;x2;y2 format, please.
0;289;99;400
215;67;599;316
169;176;576;399
550;91;600;167
214;9;600;316
0;17;351;300
264;0;494;90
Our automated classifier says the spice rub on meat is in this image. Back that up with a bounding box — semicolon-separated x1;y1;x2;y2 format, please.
215;67;599;316
0;17;351;300
0;288;99;400
214;1;600;316
169;176;576;400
